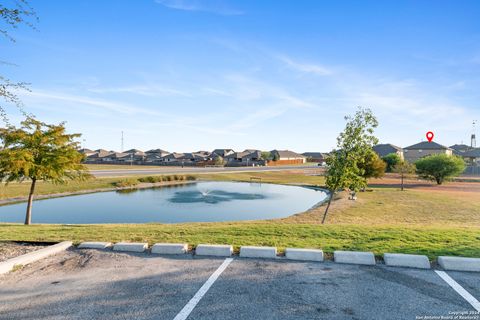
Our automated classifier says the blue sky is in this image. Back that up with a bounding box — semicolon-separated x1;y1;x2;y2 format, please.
2;0;480;152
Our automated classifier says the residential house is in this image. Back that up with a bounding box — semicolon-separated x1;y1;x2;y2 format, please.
403;141;453;163
145;149;170;163
449;144;472;155
225;150;263;166
302;152;328;164
372;144;404;159
78;148;96;157
461;148;480;165
212;149;234;158
269;150;306;165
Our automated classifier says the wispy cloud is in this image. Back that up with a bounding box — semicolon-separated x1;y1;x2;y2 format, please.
279;55;333;76
155;0;244;15
87;85;190;97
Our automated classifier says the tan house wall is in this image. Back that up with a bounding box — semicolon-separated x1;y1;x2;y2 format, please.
404;148;452;163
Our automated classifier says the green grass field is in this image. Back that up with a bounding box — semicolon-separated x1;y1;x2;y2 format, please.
1;170;479;259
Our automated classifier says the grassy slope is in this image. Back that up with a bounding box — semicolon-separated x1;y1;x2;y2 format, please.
1;170;479;259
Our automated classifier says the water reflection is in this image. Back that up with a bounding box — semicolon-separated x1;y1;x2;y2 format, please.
169;190;266;204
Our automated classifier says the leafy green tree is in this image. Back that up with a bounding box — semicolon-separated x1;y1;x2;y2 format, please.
359;151;386;179
272;152;280;161
382;153;401;172
322;108;379;224
261;151;271;161
0;117;91;224
415;154;466;185
392;160;416;191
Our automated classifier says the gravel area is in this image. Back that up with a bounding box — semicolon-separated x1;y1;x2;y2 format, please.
0;241;48;262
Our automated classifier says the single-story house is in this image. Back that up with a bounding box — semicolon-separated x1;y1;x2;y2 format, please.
403;141;453;163
449;144;472;155
461;148;480;165
372;144;404;160
269;150;306;165
302;152;328;164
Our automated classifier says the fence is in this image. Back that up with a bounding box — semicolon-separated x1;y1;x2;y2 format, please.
463;166;480;176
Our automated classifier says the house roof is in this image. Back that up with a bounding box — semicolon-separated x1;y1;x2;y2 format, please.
462;148;480;158
372;144;403;157
272;150;305;158
302;152;327;158
145;149;169;154
449;144;471;152
78;148;94;153
404;141;452;150
124;149;145;155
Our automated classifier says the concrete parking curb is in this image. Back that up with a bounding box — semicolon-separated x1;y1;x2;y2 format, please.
285;248;324;262
195;244;233;257
334;251;376;265
113;242;148;253
240;246;277;259
0;241;73;275
438;256;480;272
151;243;188;255
384;253;430;269
78;242;112;249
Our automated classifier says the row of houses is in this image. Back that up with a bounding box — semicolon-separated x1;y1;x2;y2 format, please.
373;141;480;165
80;148;309;167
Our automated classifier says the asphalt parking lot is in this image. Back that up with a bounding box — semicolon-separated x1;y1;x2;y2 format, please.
0;249;478;320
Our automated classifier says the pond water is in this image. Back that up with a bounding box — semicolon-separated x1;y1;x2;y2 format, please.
0;181;328;224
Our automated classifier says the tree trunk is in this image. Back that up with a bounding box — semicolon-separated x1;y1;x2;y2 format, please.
25;178;36;225
400;173;404;191
321;190;334;224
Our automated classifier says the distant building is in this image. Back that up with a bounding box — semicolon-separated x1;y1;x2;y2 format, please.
460;148;480;165
450;144;472;156
372;144;404;160
269;150;306;165
302;152;328;164
403;141;453;163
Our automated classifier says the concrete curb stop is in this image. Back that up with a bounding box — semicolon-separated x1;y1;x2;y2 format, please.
0;241;73;275
438;256;480;272
78;242;112;249
113;242;148;253
151;243;188;255
240;246;277;259
285;248;324;262
384;253;430;269
334;251;376;265
195;244;233;257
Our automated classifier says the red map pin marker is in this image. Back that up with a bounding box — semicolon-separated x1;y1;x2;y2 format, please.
426;131;434;142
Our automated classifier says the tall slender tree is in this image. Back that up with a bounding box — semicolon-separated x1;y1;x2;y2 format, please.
322;108;379;224
0;117;91;224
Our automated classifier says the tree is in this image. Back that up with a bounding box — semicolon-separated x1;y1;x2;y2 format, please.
392;160;416;191
272;152;280;161
415;154;466;185
1;1;37;122
214;155;224;166
261;151;271;161
359;151;386;179
322;107;379;224
0;117;91;224
382;153;401;172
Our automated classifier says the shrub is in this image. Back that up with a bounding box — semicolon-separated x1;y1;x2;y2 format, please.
112;179;139;188
415;154;466;185
382;153;401;172
186;175;196;181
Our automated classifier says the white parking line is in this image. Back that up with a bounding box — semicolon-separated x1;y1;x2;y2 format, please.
435;270;480;312
173;258;234;320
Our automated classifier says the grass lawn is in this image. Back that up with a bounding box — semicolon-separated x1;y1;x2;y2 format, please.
1;170;479;259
